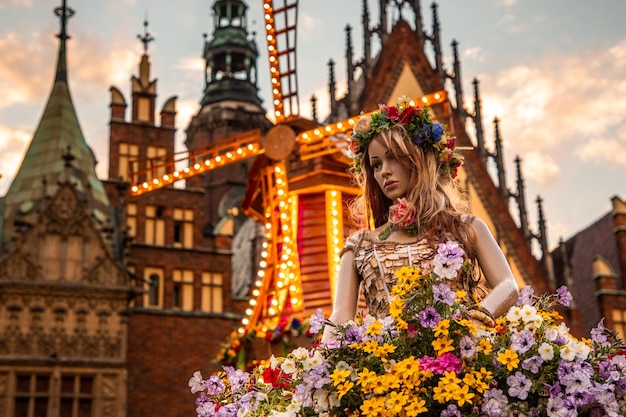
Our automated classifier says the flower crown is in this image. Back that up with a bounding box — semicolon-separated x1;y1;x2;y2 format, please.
347;98;464;177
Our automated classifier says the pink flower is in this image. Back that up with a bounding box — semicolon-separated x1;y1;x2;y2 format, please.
389;198;417;229
347;138;360;153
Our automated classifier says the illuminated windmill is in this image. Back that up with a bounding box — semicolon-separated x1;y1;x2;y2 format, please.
127;0;452;337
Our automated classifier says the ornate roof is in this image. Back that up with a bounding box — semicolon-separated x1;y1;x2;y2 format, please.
2;1;111;249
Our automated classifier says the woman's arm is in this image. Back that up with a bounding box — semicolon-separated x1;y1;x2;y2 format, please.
471;217;520;318
321;250;360;342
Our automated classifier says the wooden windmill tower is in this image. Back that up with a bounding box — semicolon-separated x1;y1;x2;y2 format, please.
127;0;456;341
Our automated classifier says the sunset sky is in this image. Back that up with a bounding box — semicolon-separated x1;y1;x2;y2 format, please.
1;0;625;250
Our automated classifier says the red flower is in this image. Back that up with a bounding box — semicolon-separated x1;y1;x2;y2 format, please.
398;105;423;124
348;138;360;153
261;367;291;389
380;104;400;121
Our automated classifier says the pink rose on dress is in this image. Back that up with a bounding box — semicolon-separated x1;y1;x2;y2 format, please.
389;198;417;229
353;116;372;134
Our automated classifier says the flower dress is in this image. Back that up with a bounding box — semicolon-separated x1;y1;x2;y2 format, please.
343;229;487;319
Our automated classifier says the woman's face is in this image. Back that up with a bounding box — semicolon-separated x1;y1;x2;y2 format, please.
368;138;412;202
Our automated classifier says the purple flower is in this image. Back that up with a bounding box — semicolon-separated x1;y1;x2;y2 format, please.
188;371;206;394
522;355;543;374
343;325;364;346
562;368;592;394
591;318;610;346
506;372;532;400
441;404;461;417
309;308;326;334
223;366;249;392
433;241;465;280
459;336;477;359
546;394;574;417
418;307;441;329
432;283;456;305
205;375;226;396
481;388;509;417
517;285;535;306
556;286;573;307
510;329;535;354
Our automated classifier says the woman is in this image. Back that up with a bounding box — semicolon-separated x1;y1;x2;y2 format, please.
323;99;519;341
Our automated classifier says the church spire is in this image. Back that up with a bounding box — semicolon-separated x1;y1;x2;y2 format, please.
2;0;111;248
53;0;74;83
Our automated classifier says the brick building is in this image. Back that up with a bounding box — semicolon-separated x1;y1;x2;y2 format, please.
0;1;576;417
551;196;626;338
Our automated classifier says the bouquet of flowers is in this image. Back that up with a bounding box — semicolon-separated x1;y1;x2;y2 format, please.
190;243;626;417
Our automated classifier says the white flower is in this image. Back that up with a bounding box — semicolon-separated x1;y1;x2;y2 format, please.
303;351;324;371
188;371;205;394
329;393;341;409
506;306;522;324
557;322;570;336
574;340;591;360
520;305;538;323
291;347;308;360
270;354;280;369
281;358;297;374
544;326;559;342
286;399;302;413
313;388;330;413
560;343;577;361
538;343;555;361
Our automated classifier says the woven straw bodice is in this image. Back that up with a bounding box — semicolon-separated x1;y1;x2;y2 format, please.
343;230;483;319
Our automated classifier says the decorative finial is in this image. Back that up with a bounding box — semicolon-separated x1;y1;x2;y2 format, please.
54;0;75;41
137;15;154;53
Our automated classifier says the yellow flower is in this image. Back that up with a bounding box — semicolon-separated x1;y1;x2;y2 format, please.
374;343;397;360
434;319;450;337
394;356;419;377
455;318;478;334
371;375;389;395
478;338;493;355
395;318;408;330
389;298;404;318
497;349;520;371
440;371;461;386
366;320;383;336
357;368;378;388
362;340;380;353
330;369;352;386
433;381;456;403
456;290;467;300
404;396;427;416
452;383;475;407
386;390;409;414
337;380;354;400
432;336;455;355
360;395;386;416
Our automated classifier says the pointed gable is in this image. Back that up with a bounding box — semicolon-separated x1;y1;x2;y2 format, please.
359;20;441;110
355;19;552;295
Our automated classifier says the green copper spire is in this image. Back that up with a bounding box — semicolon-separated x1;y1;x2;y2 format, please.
2;0;111;247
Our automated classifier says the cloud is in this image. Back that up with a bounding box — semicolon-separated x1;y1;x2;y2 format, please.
519;151;560;185
575;138;626;167
0;32;54;108
0;126;31;195
477;39;626;171
463;47;483;62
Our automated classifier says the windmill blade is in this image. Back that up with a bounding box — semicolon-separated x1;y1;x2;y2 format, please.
129;129;262;196
263;0;299;123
